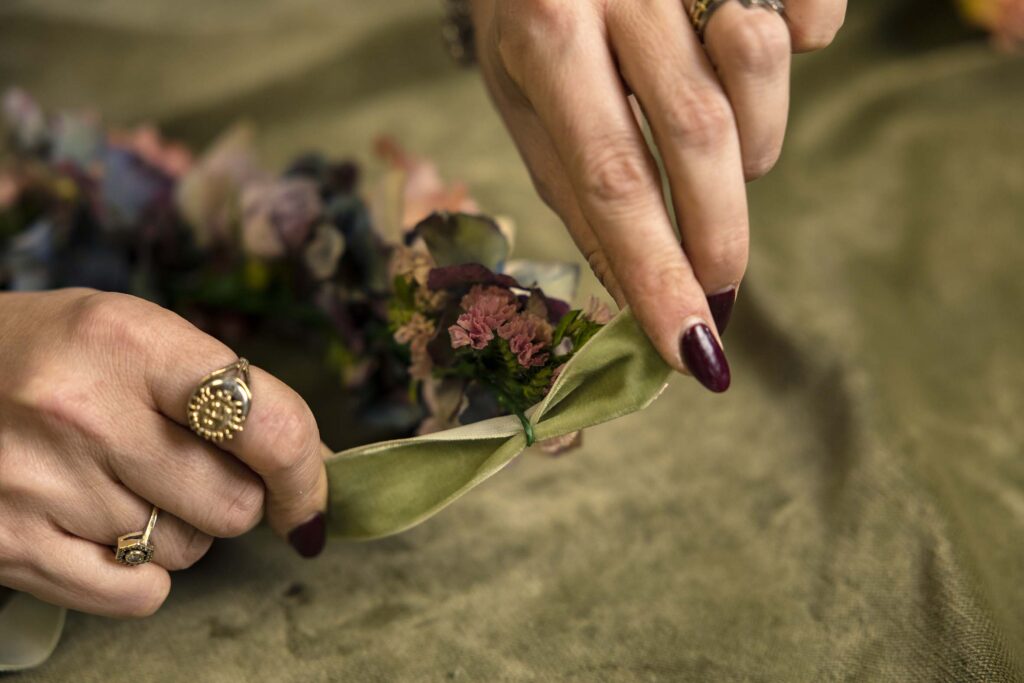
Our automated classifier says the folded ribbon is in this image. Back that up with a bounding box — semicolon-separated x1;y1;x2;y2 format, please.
325;308;671;539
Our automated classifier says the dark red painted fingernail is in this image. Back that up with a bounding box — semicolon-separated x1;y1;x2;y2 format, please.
680;323;731;393
288;513;326;558
707;289;737;335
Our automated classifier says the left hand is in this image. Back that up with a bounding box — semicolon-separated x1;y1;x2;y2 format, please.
470;0;845;391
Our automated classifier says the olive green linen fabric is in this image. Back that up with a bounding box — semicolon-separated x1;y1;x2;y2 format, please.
1;0;1022;680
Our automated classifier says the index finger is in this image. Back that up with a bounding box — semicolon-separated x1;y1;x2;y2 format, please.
144;314;329;557
503;10;731;391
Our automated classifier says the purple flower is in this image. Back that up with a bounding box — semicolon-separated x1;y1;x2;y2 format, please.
241;178;322;259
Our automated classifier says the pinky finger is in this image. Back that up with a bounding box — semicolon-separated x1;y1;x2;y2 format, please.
8;530;170;618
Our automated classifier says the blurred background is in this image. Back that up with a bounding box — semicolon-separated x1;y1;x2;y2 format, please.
2;0;1022;680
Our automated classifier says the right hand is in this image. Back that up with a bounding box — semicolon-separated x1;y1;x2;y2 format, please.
0;289;329;617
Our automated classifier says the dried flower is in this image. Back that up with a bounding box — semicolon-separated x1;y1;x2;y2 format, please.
497;312;553;367
461;285;518;328
582;296;613;324
241;178;322;259
449;314;494;350
394;312;436;380
304;223;346;280
0;171;19;209
389;244;434;287
108;124;193;178
448;285;520;351
539;430;582;455
960;0;1024;50
374;137;479;230
2;88;47;150
177;124;267;248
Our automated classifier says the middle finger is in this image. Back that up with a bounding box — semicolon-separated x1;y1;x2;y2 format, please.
608;0;751;330
700;0;792;180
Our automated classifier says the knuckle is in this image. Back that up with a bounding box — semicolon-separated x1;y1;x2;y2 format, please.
215;480;266;537
662;90;734;150
21;378;113;450
67;291;148;349
583;246;614;287
743;147;781;180
578;139;652;207
496;0;577;82
171;528;214;570
728;18;790;74
529;171;559;211
790;12;844;52
116;575;170;618
692;232;749;282
258;395;321;478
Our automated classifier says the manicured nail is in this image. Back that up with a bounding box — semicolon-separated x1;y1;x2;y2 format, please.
706;289;737;335
288;512;326;558
679;323;731;393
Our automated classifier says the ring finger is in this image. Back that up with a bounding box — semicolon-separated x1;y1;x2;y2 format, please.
698;0;792;180
54;479;213;572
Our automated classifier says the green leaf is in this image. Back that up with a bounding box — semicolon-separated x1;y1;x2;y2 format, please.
412;212;509;271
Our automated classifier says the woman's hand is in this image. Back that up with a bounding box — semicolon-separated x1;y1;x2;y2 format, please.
471;0;845;391
0;289;329;617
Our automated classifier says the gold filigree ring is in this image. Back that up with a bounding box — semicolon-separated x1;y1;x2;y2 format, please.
115;506;159;566
187;358;252;443
690;0;785;42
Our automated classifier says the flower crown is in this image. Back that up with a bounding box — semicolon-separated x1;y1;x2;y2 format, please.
0;89;610;452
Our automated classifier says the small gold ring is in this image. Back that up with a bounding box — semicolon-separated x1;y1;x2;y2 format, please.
187;358;252;443
690;0;785;42
115;506;159;566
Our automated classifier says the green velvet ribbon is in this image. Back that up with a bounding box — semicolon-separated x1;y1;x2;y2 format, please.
325;309;671;539
0;309;669;669
0;589;66;672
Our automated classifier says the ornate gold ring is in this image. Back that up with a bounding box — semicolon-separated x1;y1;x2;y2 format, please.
115;506;159;566
187;358;252;443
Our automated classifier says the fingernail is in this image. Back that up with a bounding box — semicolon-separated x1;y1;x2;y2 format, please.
680;323;731;393
706;289;736;335
288;513;326;558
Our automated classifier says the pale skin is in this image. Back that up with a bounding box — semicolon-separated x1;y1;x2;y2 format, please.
0;289;330;617
0;0;844;618
470;0;846;381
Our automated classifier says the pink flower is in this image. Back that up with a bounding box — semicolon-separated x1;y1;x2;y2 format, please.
460;285;518;328
374;137;479;229
449;314;494;350
0;171;19;209
497;313;553;368
960;0;1024;50
582;296;613;324
108;124;193;178
448;285;519;351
